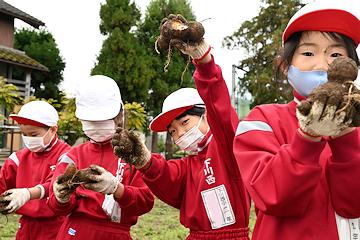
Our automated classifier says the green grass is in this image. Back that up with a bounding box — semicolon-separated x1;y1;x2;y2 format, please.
0;198;256;239
0;214;20;240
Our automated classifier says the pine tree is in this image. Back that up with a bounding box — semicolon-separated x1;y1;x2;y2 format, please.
91;0;154;104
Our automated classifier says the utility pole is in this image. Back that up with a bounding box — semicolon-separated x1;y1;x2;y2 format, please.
231;64;241;109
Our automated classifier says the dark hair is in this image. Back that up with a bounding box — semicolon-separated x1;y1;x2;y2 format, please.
167;105;206;130
19;123;50;131
275;31;360;79
113;104;127;128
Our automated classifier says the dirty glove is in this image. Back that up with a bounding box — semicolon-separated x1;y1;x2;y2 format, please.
53;174;75;204
0;188;30;214
170;38;210;60
82;165;119;195
297;90;354;136
111;127;151;170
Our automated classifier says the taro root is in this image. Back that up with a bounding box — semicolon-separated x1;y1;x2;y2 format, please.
297;56;360;127
0;191;11;215
155;13;206;82
64;163;79;181
157;14;205;52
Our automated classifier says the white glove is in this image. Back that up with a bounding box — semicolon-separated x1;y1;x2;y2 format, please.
82;165;119;195
169;38;210;60
53;174;75;204
297;91;353;136
0;188;30;213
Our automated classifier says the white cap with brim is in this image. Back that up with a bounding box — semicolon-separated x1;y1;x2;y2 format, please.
150;88;204;132
75;75;123;121
282;1;360;47
10;101;58;127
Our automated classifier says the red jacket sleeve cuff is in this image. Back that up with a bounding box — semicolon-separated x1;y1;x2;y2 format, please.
327;128;360;163
290;131;326;165
193;54;218;79
115;185;133;207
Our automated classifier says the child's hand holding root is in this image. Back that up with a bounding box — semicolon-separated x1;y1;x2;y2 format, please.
111;127;151;170
297;57;360;137
297;90;354;137
53;163;79;204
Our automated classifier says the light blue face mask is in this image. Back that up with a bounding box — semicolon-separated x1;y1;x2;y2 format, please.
287;65;328;98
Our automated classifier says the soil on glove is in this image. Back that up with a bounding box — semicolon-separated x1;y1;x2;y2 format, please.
111;129;134;159
76;167;100;184
0;191;11;215
296;56;360;126
61;163;99;189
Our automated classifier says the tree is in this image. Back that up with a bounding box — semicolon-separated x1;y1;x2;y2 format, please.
91;0;154;104
0;77;23;122
136;0;197;157
57;95;84;146
13;28;66;106
124;102;147;131
222;0;304;108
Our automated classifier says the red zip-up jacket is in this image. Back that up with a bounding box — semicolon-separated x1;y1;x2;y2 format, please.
141;56;250;240
0;136;71;216
0;136;71;239
234;91;360;239
48;140;154;228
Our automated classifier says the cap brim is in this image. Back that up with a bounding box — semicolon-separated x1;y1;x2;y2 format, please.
150;106;194;132
283;9;360;46
10;115;49;127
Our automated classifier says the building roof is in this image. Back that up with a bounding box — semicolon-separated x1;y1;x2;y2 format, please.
0;45;49;72
0;0;45;29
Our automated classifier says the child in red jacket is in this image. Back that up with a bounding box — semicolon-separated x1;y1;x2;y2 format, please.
233;2;360;239
0;100;71;240
111;14;250;239
47;75;154;240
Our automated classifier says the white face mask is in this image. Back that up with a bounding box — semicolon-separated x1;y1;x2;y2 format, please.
22;128;54;152
175;115;207;152
287;65;328;97
82;120;116;143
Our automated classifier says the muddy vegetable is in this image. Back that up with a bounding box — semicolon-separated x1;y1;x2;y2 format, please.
157;14;205;51
297;56;360;126
64;163;79;181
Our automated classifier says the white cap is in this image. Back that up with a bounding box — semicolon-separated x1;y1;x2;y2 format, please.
282;1;360;47
150;88;204;132
75;75;123;121
10;101;58;127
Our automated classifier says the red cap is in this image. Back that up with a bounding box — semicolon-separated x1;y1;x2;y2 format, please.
150;88;204;132
283;1;360;47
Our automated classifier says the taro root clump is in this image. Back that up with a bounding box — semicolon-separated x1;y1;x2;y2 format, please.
62;163;102;187
297;56;360;127
157;13;205;52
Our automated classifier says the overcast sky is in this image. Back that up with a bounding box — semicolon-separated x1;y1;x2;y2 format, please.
8;0;360;98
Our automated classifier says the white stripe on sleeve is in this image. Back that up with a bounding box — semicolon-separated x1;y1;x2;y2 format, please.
236;121;274;136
